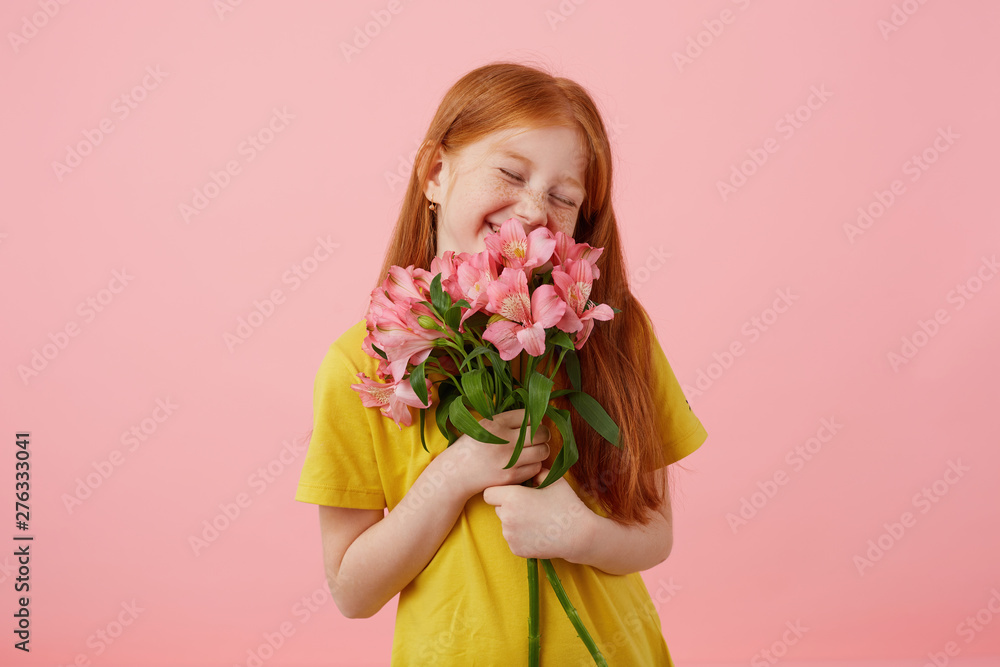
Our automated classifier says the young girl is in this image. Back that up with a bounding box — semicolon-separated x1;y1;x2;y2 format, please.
295;61;708;666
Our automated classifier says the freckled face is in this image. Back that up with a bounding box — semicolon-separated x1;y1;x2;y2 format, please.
424;125;589;257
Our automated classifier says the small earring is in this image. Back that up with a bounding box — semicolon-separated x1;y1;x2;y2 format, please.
428;199;437;212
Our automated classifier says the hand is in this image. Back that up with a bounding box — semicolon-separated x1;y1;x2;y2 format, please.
482;467;593;561
443;408;551;501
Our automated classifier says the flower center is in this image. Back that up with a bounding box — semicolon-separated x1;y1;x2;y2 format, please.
570;282;591;312
369;385;394;405
502;238;527;260
500;293;531;324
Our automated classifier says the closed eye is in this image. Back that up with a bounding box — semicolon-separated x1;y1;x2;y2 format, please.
499;169;577;207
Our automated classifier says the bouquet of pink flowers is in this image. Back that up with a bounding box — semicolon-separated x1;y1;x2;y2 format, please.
352;218;619;665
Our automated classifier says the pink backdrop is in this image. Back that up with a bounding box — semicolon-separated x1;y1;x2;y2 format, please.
3;1;999;665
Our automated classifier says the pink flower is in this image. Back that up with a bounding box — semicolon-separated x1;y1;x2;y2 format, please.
369;304;448;382
553;231;604;279
384;265;436;315
551;258;614;349
456;250;499;329
351;372;431;429
484;218;556;273
483;267;566;360
430;251;466;303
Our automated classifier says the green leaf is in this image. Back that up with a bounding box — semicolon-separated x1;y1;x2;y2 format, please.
409;362;428;406
536;405;577;488
371;344;387;360
497;393;517;412
564;349;581;391
430;273;451;313
549;330;575;351
460;368;495;420
449;397;507;444
435;390;457;443
459;345;493;372
444;304;463;331
526;370;553;445
418;406;428;453
502;409;531;470
567;390;620;447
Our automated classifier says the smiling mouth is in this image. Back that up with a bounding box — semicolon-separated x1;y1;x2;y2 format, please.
487;222;500;234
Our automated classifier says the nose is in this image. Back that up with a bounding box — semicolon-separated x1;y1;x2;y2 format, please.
511;187;548;232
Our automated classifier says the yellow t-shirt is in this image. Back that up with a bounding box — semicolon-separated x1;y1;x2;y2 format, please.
295;318;708;666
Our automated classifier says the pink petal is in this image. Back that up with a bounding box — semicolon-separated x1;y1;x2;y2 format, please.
530;284;567;329
556;305;583;333
524;227;556;269
394;376;432;409
516;322;547;357
483;319;524;361
582;303;615;322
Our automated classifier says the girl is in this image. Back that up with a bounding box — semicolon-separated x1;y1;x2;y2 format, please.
295;61;708;666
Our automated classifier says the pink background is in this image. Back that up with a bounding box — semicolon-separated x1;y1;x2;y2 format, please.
3;1;999;665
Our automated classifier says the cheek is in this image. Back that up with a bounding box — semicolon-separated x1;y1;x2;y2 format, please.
550;208;577;237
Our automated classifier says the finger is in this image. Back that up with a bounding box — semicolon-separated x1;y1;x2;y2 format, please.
521;442;550;463
482;486;506;506
533;468;550;485
496;408;526;427
530;424;550;444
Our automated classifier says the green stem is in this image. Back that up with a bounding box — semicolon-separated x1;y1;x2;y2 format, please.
424;359;460;388
528;557;540;666
548;347;567;382
541;559;608;666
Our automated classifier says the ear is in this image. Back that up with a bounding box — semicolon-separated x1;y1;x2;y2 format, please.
422;144;447;203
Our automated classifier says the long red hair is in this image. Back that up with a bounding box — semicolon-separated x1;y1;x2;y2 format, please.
373;61;682;526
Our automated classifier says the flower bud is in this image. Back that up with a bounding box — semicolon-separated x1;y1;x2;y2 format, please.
418;315;441;330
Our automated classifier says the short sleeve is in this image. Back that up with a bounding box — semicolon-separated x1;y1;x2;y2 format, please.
649;332;708;466
294;341;387;509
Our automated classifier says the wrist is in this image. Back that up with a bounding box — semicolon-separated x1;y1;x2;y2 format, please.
562;502;598;565
429;447;472;506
